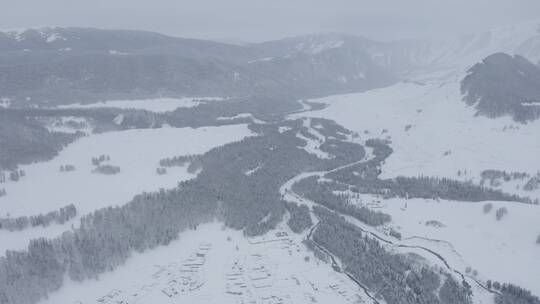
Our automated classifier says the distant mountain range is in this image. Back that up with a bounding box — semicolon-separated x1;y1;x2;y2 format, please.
0;27;394;105
254;21;540;75
1;22;540;121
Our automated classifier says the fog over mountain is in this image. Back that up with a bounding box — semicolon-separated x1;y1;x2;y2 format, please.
1;3;540;304
2;0;540;42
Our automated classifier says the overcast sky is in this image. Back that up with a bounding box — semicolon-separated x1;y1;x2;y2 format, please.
1;0;540;42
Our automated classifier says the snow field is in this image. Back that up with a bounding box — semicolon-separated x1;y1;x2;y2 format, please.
0;124;253;254
39;222;373;304
58;97;226;113
346;193;540;297
298;81;540;184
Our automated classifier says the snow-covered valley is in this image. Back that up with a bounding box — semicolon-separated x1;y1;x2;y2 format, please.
280;147;540;300
0;124;253;254
296;80;540;201
284;61;540;300
1;18;540;304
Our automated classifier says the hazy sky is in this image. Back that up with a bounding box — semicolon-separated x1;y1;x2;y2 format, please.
1;0;540;42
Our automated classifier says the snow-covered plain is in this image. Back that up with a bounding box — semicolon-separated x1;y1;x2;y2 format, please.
297;80;540;182
281;168;495;304
291;70;540;299
345;194;540;297
58;97;226;113
0;124;253;254
39;222;370;304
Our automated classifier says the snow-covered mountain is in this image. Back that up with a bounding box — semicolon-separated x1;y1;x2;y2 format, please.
462;53;540;121
364;20;540;76
2;22;539;107
0;27;238;55
0;28;396;106
248;20;540;84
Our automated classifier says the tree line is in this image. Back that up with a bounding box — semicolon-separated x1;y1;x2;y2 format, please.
159;155;199;167
325;139;535;204
0;111;82;171
2;116;536;304
0;182;216;304
494;283;540;304
0;204;76;232
92;164;121;175
0;118;367;303
284;201;312;233
292;176;392;226
311;206;472;304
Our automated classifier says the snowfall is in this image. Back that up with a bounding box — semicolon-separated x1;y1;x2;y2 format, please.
2;20;540;304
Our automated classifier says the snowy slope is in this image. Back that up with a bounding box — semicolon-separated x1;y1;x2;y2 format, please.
297;80;540;187
255;20;540;81
344;193;540;297
291;63;540;300
436;20;540;67
0;124;253;254
370;20;540;77
0;27;66;44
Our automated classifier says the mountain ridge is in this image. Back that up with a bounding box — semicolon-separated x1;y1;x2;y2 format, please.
1;22;540;117
461;52;540;121
0;27;396;106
